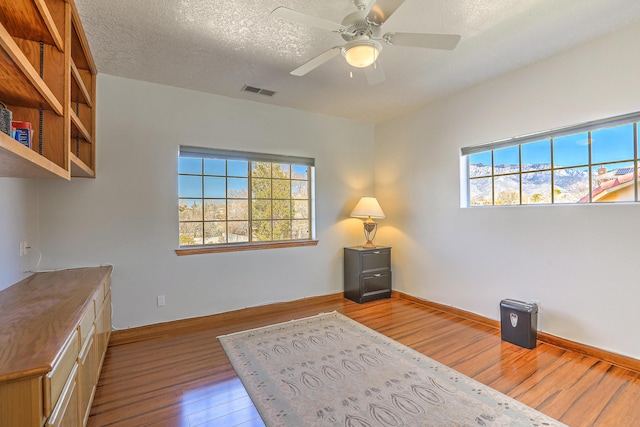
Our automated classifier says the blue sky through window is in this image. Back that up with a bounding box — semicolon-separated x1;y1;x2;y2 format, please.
553;133;589;167
592;124;634;164
522;140;550;167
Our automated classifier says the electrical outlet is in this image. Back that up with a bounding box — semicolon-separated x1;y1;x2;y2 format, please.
157;295;166;307
19;241;28;256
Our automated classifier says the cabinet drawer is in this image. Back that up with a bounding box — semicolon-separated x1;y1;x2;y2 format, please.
44;330;79;417
46;364;78;427
362;272;391;295
361;249;390;272
78;301;95;347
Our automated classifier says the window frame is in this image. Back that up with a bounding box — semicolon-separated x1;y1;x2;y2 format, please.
462;111;640;207
176;146;317;255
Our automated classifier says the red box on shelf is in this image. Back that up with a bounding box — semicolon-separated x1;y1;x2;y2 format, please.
11;121;32;148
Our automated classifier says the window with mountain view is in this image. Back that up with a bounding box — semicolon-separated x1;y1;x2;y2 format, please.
178;147;314;247
463;112;640;206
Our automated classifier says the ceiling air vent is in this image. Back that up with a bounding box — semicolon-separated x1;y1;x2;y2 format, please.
242;85;276;97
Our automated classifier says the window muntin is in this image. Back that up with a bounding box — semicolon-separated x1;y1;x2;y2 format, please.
178;148;314;247
464;112;640;206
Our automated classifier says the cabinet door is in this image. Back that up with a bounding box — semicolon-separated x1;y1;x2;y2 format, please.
104;291;112;344
94;294;111;370
77;326;96;425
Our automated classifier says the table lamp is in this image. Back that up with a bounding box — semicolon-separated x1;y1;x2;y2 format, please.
350;197;385;247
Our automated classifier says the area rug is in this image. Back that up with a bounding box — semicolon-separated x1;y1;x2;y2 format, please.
218;312;565;426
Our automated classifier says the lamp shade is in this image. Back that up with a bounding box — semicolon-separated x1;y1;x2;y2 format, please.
350;197;385;219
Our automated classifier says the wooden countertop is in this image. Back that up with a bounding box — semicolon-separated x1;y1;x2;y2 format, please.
0;266;112;382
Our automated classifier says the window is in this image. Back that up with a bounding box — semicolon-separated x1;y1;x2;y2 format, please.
178;146;315;249
462;112;640;206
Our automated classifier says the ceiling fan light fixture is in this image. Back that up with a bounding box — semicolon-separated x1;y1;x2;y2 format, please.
342;41;381;68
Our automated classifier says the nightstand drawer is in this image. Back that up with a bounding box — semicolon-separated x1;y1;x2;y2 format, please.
362;272;391;295
361;249;390;272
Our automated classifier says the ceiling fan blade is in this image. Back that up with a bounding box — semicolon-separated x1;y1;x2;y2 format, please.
385;32;461;50
365;61;385;85
290;47;342;76
271;7;346;33
367;0;406;26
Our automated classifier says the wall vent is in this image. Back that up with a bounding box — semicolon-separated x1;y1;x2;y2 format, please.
242;85;276;97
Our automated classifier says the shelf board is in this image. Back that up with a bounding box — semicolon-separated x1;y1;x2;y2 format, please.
70;59;92;107
70;110;92;143
0;0;63;50
0;131;68;179
0;23;63;114
70;152;94;178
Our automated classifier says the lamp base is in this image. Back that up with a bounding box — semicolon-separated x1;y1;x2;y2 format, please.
362;218;377;248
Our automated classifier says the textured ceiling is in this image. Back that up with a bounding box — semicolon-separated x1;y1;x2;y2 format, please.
75;0;640;124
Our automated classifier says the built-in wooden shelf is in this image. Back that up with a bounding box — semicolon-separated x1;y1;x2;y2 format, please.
0;0;97;180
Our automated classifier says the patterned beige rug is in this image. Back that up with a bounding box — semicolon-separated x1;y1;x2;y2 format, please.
218;312;565;427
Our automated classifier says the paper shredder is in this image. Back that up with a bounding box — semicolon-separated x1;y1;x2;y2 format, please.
500;299;538;349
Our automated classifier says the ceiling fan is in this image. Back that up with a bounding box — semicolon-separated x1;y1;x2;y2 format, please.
271;0;461;85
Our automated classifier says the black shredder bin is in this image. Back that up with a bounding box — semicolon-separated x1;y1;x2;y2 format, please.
500;299;538;349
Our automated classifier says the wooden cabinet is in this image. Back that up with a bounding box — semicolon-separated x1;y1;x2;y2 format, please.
0;266;112;427
0;0;97;179
344;246;392;303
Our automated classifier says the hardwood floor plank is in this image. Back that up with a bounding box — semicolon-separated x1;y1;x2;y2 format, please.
592;372;640;426
188;395;255;426
88;295;640;426
191;405;262;427
550;363;638;426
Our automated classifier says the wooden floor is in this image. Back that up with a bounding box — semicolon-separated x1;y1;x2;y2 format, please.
88;295;639;426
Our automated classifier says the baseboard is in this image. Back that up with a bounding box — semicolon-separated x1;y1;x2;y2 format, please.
110;290;638;373
393;290;640;373
109;293;345;346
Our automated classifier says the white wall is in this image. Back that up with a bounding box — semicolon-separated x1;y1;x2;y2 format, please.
375;22;640;359
0;178;39;290
37;75;374;328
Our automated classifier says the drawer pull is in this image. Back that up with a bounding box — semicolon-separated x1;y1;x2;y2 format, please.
374;274;382;277
373;251;380;254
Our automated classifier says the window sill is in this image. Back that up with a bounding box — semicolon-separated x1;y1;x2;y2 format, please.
175;240;319;256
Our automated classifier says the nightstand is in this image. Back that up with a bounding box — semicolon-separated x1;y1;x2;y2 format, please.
343;246;392;303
